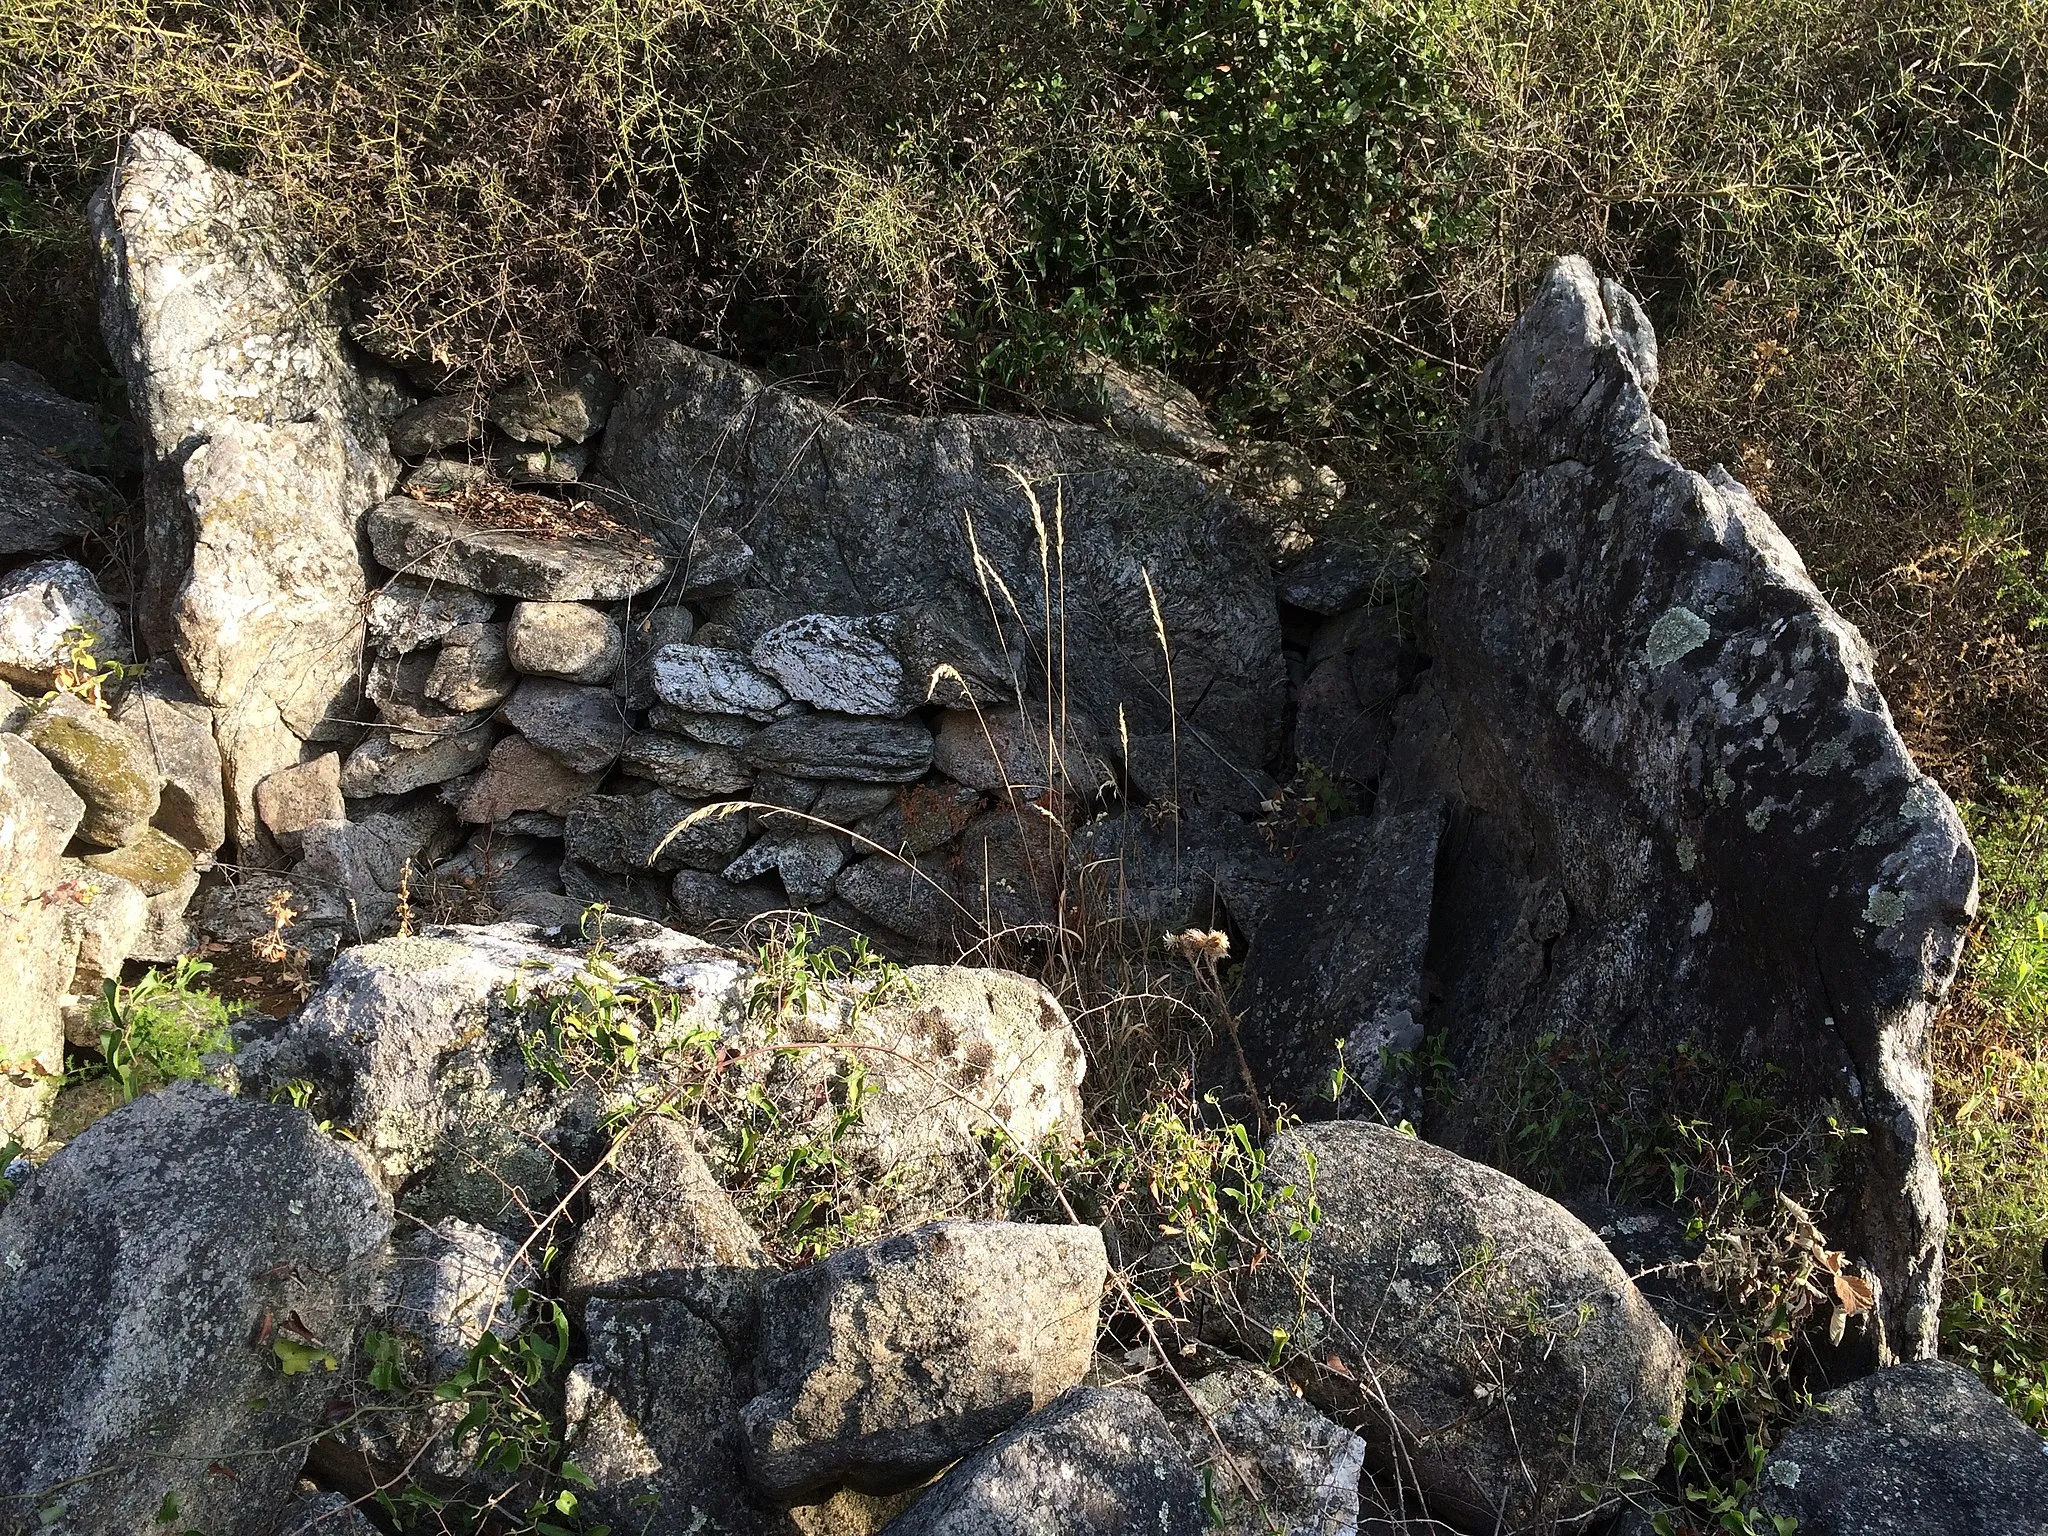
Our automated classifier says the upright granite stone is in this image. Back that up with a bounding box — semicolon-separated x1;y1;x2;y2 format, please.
600;341;1283;778
0;1085;393;1536
1394;257;1977;1355
91;130;397;850
0;734;84;1146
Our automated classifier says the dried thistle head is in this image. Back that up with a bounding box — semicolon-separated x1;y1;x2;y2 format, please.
1166;928;1231;965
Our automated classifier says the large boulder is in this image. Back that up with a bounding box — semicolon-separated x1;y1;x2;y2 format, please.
1246;1120;1684;1529
0;733;85;1145
91;129;397;849
741;1221;1107;1499
1747;1359;2048;1534
0;1084;393;1536
600;340;1284;781
879;1386;1207;1536
1394;257;1977;1354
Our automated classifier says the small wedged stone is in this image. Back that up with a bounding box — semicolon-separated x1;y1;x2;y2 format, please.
619;730;753;798
615;604;696;710
722;829;847;903
931;708;1103;793
366;577;497;655
879;1385;1206;1536
366;497;668;601
423;621;516;712
25;691;160;849
746;714;933;784
1747;1358;2048;1534
342;726;495;798
254;753;345;856
0;1084;393;1536
1244;1120;1685;1529
487;354;618;445
741;1221;1107;1499
491;437;587;485
508;600;623;683
501;678;627;775
366;648;495;740
1158;1363;1369;1536
0;557;128;691
385;393;479;458
112;664;226;855
650;644;789;719
649;704;762;747
458;733;605;823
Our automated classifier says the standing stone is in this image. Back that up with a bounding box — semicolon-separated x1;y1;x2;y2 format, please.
880;1386;1206;1536
0;1085;393;1536
254;753;346;855
741;1221;1107;1499
1228;802;1442;1121
1245;1121;1685;1529
112;663;226;855
507;600;624;683
24;692;161;849
92;130;396;851
1402;257;1978;1353
0;557;129;690
0;734;84;1146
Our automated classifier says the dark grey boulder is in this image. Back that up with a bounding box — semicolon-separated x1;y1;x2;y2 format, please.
565;789;750;874
1245;1120;1684;1529
1292;604;1418;789
0;361;127;473
879;1385;1206;1536
0;434;108;555
0;1084;392;1536
1748;1359;2048;1535
741;1221;1107;1499
500;677;627;775
600;340;1281;778
746;714;934;784
385;393;479;458
1396;256;1977;1353
619;729;754;797
366;497;668;601
1228;802;1442;1122
487;353;617;445
1067;807;1284;941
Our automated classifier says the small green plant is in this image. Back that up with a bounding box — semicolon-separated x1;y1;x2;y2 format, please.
0;1137;27;1207
88;957;240;1103
748;915;911;1026
48;624;136;710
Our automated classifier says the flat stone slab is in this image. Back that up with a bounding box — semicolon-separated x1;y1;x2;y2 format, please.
366;497;668;601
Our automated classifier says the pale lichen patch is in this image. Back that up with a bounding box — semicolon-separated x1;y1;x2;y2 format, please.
1646;605;1711;668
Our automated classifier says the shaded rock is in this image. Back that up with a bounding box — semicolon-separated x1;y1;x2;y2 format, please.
295;801;455;939
0;735;84;1145
601;341;1281;775
742;1221;1107;1499
754;613;912;716
723;829;847;903
25;691;160;848
1125;730;1275;815
78;825;200;897
812;780;899;825
54;859;150;1044
492;437;588;486
564;1114;767;1331
385;393;479;458
856;781;985;857
671;868;790;933
342;725;495;798
365;577;496;655
747;715;933;784
833;856;957;953
650;704;766;747
565;790;749;875
508;600;623;683
0;361;128;473
312;1218;536;1500
1278;540;1390;616
366;496;667;601
1056;352;1228;463
697;588;797;652
1747;1358;2048;1534
880;1385;1205;1536
669;522;757;598
561;858;672;921
0;434;108;555
1293;605;1418;787
932;708;1104;793
254;753;345;856
401;456;493;496
0;679;24;733
92;131;393;763
620;730;753;797
0;557;128;690
1068;807;1285;941
487;354;617;445
1401;257;1977;1350
1229;803;1442;1121
1230;441;1346;561
651;643;789;719
615;604;697;710
112;663;226;854
269;1489;382;1536
423;620;516;712
1246;1121;1685;1528
1159;1364;1369;1536
134;866;204;960
565;1297;793;1534
231;924;751;1233
501;678;626;775
0;1084;392;1536
458;733;605;822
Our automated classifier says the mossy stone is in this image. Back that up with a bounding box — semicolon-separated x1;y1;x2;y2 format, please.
79;827;198;896
25;693;160;849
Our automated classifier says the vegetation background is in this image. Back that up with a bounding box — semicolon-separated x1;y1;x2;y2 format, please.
2;0;2043;1424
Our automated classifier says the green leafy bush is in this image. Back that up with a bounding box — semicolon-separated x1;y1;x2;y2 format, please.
89;956;240;1102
